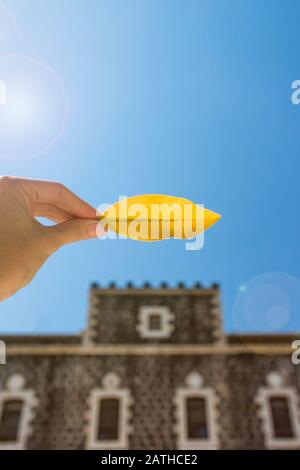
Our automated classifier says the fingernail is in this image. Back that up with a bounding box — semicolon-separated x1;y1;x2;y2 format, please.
88;222;107;238
87;223;98;238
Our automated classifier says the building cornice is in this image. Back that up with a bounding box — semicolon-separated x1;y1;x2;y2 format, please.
5;343;294;356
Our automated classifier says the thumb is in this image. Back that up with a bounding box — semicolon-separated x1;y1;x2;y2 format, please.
45;218;105;249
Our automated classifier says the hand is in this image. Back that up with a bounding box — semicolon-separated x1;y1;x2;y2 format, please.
0;176;104;301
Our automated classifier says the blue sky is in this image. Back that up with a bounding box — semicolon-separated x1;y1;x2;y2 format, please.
0;0;299;334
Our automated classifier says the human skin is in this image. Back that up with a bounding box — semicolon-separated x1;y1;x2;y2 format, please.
0;176;104;301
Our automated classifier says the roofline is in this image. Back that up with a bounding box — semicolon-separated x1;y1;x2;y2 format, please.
89;287;219;296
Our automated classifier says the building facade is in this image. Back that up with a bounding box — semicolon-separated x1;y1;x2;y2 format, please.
0;283;299;450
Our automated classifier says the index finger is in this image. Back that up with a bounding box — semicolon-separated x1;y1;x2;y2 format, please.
18;178;97;219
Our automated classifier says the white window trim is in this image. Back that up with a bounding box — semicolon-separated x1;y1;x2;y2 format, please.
0;375;38;450
86;373;132;450
256;386;300;449
136;306;174;338
174;372;219;450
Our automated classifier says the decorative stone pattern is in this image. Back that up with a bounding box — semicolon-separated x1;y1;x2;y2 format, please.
85;285;223;345
0;284;299;450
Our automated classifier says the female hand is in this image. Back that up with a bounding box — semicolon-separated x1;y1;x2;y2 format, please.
0;176;104;301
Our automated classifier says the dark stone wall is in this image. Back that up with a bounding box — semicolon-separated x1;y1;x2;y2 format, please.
88;291;221;344
0;353;299;449
1;287;298;449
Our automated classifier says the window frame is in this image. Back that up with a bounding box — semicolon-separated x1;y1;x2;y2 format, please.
136;306;174;339
256;387;300;449
86;374;132;450
174;373;219;450
0;389;35;450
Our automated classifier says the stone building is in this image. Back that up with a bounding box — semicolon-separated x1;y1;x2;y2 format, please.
0;283;299;450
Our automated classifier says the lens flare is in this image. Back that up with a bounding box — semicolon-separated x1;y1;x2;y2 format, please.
232;272;300;353
0;55;69;159
0;4;23;47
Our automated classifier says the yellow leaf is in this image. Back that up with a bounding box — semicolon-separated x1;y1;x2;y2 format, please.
98;194;221;242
